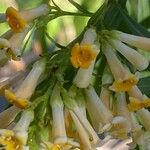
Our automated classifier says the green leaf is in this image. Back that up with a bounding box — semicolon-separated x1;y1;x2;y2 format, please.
117;5;150;37
137;77;150;97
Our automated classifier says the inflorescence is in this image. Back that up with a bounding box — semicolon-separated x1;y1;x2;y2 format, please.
0;3;150;150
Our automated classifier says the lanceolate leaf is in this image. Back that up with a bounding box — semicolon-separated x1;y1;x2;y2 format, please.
138;77;150;97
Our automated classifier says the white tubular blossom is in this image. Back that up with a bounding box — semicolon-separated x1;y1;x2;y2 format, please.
100;87;111;110
85;86;113;126
73;105;100;146
81;28;97;44
103;44;127;80
13;110;34;132
137;109;150;132
8;26;31;55
116;92;132;128
128;85;143;100
20;4;49;22
110;39;149;71
50;84;67;144
73;60;95;88
128;86;150;132
69;110;92;150
73;28;99;88
114;30;150;52
15;59;46;99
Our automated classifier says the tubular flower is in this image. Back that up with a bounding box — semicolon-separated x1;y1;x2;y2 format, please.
6;7;27;33
70;43;97;69
116;93;132;129
113;30;150;52
69;110;93;150
85;86;113;132
72;28;100;88
0;110;34;150
128;86;150;131
0;129;23;150
102;30;149;71
103;44;138;92
61;87;101;148
110;39;149;71
4;59;46;109
128;97;150;112
50;84;67;144
110;74;138;92
5;4;49;32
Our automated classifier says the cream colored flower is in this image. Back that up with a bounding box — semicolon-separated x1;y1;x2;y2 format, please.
4;59;46;109
103;44;138;92
72;28;99;88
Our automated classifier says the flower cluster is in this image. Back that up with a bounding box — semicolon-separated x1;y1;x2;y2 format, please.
0;2;150;150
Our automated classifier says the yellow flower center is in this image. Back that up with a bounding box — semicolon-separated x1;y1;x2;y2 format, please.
5;89;29;109
110;74;138;92
0;130;22;150
6;7;27;32
70;43;97;68
128;97;150;112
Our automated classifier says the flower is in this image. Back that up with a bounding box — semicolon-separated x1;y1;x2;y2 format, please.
72;28;100;88
5;4;49;32
70;43;97;69
4;59;46;109
85;86;113;132
128;97;150;112
50;84;67;144
110;39;149;71
128;86;150;131
103;44;138;92
19;4;49;23
113;30;150;52
110;74;138;92
0;110;34;150
61;87;101;147
136;109;150;131
6;7;27;33
69;110;94;150
116;93;132;128
0;129;23;150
